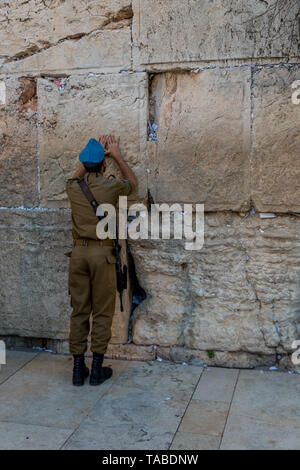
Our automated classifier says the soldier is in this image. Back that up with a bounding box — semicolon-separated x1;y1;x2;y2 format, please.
66;134;137;386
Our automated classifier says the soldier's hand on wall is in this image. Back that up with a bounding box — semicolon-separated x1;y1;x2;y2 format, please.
104;134;122;161
99;135;108;152
98;134;137;188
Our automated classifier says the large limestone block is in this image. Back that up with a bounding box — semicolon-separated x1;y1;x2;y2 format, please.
0;77;38;207
149;69;251;210
252;66;300;212
37;72;148;208
1;29;132;76
0;0;133;73
130;213;300;355
133;0;300;68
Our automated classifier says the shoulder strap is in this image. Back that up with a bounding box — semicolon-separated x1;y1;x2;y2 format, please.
77;178;101;217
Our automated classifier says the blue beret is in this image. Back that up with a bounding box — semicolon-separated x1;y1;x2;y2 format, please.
79;138;105;167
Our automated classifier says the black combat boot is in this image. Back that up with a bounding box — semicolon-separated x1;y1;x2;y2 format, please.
72;354;89;386
89;352;113;386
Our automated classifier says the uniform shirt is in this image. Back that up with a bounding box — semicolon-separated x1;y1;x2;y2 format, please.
66;173;134;240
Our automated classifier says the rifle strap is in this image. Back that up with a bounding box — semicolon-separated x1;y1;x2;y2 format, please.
77;178;103;218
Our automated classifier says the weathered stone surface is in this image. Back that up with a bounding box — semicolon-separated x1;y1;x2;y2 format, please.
133;0;300;68
0;78;38;207
131;213;300;355
0;353;126;429
149;69;251;210
1;29;132;76
0;422;73;450
193;368;239;403
0;209;72;339
0;210;132;343
0;0;132;74
179;400;229;436
105;343;155;361
252;65;300;212
37;73;148;208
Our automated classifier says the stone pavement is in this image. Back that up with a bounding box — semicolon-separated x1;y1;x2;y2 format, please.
0;350;299;450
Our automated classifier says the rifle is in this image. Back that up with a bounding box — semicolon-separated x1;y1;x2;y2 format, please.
77;178;127;311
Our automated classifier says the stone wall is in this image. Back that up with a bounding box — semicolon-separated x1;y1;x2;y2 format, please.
0;0;300;368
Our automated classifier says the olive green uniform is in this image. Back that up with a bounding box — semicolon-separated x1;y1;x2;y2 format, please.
66;173;133;355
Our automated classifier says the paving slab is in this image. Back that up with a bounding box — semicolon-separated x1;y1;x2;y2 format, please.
62;422;175;451
0;421;72;450
147;68;251;210
220;369;300;450
178;400;228;437
0;350;38;385
133;0;299;67
62;361;202;450
224;370;300;428
252;66;300;212
0;353;127;429
0;77;38;207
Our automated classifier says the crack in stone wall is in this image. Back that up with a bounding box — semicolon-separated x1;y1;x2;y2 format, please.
0;1;133;75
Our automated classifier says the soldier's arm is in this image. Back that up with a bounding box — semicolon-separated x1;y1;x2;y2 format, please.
104;135;138;190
